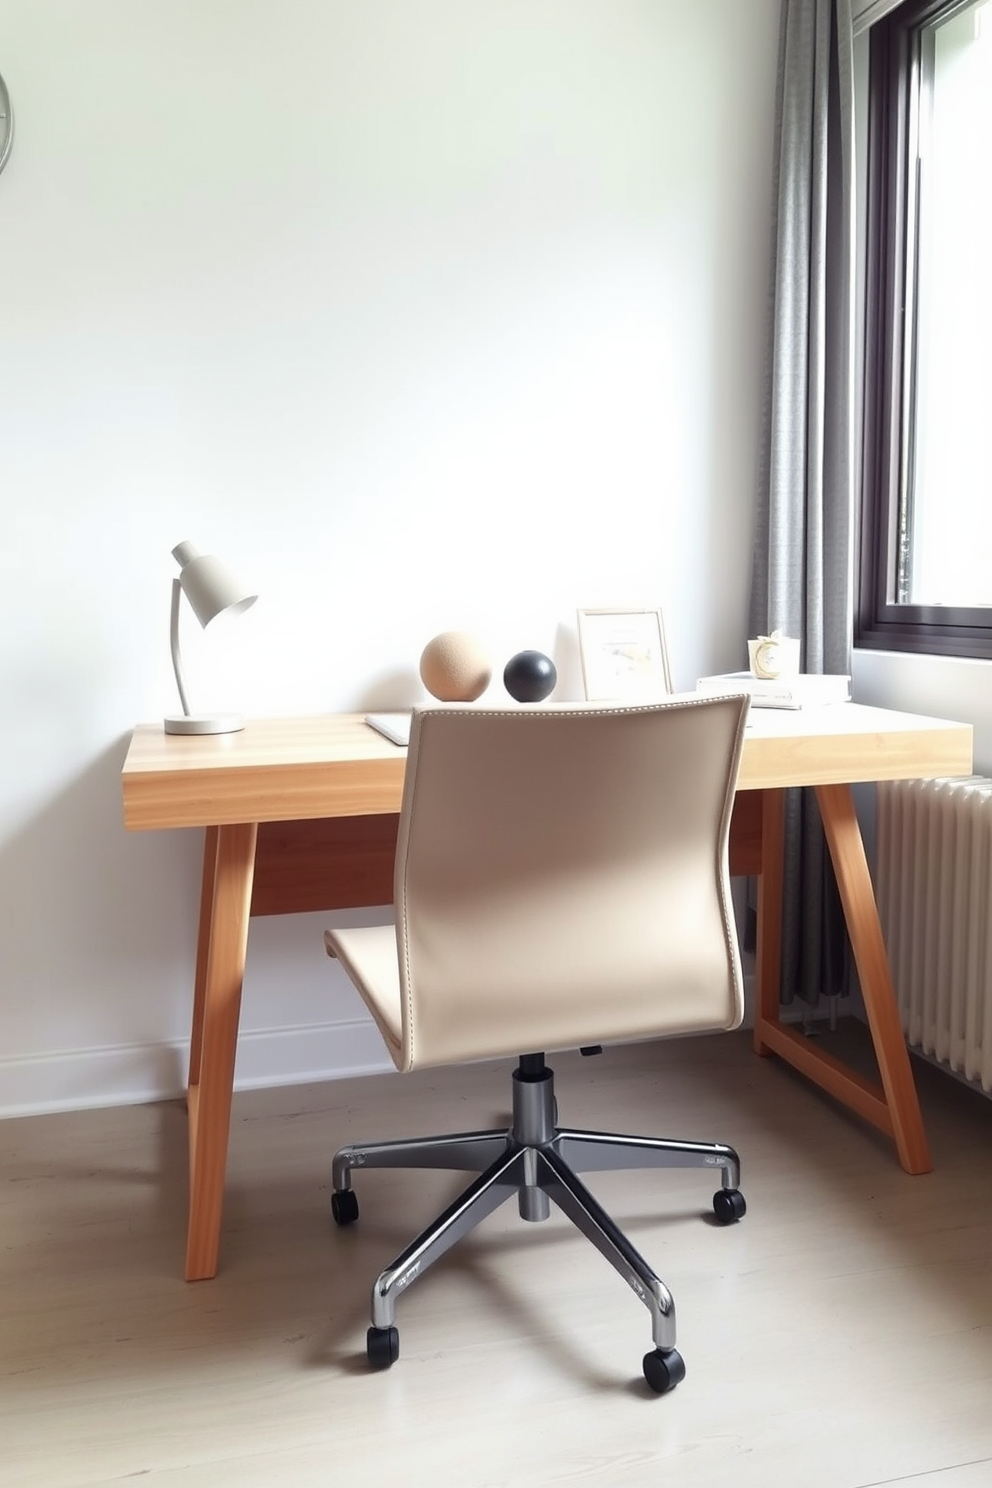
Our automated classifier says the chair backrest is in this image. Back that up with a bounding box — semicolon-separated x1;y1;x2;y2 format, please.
393;694;749;1070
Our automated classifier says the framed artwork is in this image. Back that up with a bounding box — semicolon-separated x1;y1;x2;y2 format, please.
577;607;672;701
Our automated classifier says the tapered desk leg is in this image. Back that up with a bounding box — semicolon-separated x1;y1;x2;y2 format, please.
815;783;931;1175
184;821;258;1281
188;826;220;1098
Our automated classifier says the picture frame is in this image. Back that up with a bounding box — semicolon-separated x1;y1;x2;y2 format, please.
576;607;673;701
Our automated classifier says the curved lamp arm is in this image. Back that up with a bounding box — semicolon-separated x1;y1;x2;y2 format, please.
169;576;192;718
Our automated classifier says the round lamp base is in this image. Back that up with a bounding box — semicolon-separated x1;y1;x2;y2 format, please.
164;713;246;735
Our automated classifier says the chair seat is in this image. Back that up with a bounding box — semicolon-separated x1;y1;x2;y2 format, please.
326;925;403;1067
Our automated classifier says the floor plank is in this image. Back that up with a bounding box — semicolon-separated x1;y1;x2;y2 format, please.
3;1027;992;1487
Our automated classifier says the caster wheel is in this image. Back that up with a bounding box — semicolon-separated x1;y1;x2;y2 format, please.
643;1346;685;1395
713;1188;746;1225
367;1325;399;1370
331;1189;359;1226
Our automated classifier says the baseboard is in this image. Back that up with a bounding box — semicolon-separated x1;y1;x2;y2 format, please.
0;978;854;1120
0;1017;393;1120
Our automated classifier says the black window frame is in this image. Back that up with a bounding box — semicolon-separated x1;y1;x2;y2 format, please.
857;0;992;659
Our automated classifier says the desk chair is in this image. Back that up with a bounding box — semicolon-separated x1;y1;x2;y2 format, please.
324;695;750;1393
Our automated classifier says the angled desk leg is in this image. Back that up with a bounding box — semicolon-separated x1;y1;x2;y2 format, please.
752;784;931;1176
185;821;258;1281
815;783;930;1174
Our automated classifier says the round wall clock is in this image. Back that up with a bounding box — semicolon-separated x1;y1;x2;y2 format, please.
0;72;13;176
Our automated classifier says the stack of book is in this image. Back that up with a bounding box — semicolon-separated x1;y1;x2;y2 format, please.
695;671;851;710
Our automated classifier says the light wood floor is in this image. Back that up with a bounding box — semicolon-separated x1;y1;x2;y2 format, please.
4;1027;992;1488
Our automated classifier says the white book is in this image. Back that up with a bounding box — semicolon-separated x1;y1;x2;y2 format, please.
695;671;851;710
364;712;412;746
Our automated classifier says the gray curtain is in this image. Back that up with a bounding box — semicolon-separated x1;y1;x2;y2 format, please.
749;0;856;1005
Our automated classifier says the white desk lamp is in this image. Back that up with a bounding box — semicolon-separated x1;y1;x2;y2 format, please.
165;540;258;735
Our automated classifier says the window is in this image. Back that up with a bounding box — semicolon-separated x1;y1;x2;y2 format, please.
857;0;992;657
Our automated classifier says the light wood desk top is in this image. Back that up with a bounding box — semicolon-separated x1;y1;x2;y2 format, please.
122;703;974;829
120;701;974;1280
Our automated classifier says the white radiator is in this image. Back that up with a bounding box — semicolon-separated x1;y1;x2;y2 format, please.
876;776;992;1092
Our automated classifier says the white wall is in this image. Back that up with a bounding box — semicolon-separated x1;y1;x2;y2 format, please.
854;652;992;772
0;0;780;1115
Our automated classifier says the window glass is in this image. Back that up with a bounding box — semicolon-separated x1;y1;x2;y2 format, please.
907;2;992;605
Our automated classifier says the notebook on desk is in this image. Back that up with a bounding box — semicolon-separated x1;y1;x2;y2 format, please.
695;672;851;710
365;712;412;747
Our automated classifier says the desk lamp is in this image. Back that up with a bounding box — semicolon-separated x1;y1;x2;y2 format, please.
165;540;257;735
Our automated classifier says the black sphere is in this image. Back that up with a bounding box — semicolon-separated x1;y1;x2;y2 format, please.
503;649;557;703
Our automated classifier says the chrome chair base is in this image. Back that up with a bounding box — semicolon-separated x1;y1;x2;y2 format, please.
330;1055;745;1391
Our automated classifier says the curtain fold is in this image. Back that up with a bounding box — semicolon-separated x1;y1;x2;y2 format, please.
749;0;856;1005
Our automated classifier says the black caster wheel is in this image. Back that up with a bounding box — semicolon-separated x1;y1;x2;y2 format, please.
367;1325;399;1370
331;1189;359;1226
712;1188;746;1225
642;1346;685;1395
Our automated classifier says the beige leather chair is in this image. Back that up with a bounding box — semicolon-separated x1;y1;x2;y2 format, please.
325;694;750;1394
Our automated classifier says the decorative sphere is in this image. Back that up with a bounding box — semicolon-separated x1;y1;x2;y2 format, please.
503;650;557;703
419;630;492;702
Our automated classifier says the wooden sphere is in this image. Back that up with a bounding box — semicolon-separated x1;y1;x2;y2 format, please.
419;631;492;701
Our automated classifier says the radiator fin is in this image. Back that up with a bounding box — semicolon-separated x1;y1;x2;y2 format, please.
877;776;992;1092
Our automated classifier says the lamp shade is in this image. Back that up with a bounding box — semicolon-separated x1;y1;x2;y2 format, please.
172;540;257;627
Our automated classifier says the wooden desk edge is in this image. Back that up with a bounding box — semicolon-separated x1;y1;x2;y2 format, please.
121;710;974;830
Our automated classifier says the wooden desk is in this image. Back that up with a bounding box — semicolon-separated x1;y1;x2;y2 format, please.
121;704;973;1280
